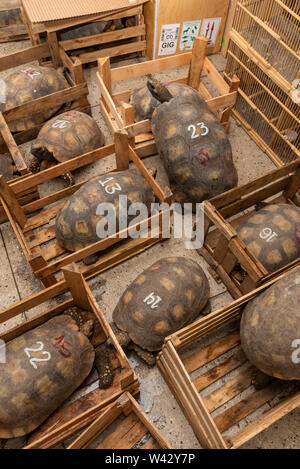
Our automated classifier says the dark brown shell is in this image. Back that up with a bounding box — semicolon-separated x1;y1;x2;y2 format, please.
131;82;201;122
59;19;123;41
0;315;94;438
0;66;68;132
240;266;300;380
237;204;300;274
0;153;14;180
113;257;210;351
0;1;23;28
32;111;104;163
56;169;155;252
151;92;237;205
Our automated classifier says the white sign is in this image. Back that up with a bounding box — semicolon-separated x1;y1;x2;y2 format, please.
158;23;180;56
200;17;222;47
179;20;201;51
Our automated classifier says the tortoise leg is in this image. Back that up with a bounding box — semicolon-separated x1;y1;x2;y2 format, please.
94;344;114;389
83;253;99;265
252;370;273;390
132;344;156;366
29;157;41;174
61;172;75;187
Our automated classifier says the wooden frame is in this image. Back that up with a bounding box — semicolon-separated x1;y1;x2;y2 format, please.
199;160;300;299
97;36;240;159
0;135;172;288
0;2;28;42
67;392;171;449
157;266;300;449
0;266;138;449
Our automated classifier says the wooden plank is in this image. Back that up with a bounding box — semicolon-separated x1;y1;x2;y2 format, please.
0;43;50;72
97;413;140;449
78;41;146;65
0;176;27;227
188;36;207;90
0;113;27;174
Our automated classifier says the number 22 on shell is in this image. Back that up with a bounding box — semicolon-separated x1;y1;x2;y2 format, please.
188;122;209;139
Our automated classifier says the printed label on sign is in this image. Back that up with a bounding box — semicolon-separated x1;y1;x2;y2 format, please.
200;17;222;47
158;23;180;56
0;79;6;104
179;20;201;51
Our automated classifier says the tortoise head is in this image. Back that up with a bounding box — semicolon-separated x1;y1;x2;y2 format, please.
31;143;54;162
147;79;173;103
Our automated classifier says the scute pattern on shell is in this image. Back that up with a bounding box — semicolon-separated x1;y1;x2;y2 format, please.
131;82;201;122
0;1;23;27
151;92;237;205
33;111;104;163
237;204;300;274
56;169;155;252
240;266;300;380
113;257;210;352
0;66;68;132
0;154;14;180
0;315;95;439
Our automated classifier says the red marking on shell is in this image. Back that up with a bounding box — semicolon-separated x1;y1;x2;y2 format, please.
52;335;72;358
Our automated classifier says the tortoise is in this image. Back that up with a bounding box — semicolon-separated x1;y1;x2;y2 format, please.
56;168;155;264
106;257;210;366
59;19;123;41
0;153;20;180
147;79;238;206
0;1;23;28
0;307;113;440
236;203;300;274
240;266;300;381
0;65;68;133
130;82;201;122
30;111;104;186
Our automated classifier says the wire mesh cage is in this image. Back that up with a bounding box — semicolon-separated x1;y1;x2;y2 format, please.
232;0;300;86
225;40;300;166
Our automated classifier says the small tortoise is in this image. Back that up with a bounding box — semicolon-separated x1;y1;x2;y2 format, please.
0;307;112;440
0;1;23;28
56;168;155;264
241;266;300;381
59;19;123;41
131;82;201;122
30;111;104;186
0;153;19;180
0;65;68;132
107;257;210;365
237;203;300;274
147;79;238;206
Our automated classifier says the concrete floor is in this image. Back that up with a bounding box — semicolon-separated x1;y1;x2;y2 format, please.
0;39;299;449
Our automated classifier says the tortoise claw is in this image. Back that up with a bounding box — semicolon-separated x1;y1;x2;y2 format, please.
133;344;156;366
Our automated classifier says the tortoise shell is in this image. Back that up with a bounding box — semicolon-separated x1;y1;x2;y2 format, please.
56;169;155;252
0;65;68;132
131;82;200;122
31;111;104;163
59;19;123;41
151;92;237;205
240;266;300;380
113;257;210;351
0;315;94;439
0;1;23;27
237;204;300;273
0;153;14;180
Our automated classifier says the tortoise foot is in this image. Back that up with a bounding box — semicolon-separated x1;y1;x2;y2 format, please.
133;344;156;366
95;344;114;390
3;436;27;449
252;370;273;390
83;254;99;265
62;172;75;187
29;157;41;174
201;301;211;316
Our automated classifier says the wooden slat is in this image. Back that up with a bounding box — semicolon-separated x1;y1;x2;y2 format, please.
97;413;139;449
78;41;146;65
0;43;50;72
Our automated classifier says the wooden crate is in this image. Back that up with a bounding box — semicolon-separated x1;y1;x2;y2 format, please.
0;135;172;288
157;266;300;449
0;1;28;42
0;266;138;449
144;0;230;59
98;36;240;159
24;6;146;70
199;160;300;299
66;392;171;449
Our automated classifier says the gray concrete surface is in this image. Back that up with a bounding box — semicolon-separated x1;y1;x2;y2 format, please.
0;39;299;449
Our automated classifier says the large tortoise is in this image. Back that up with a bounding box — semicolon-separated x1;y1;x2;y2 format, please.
237;203;300;274
56;168;155;264
240;266;300;381
0;65;68;132
0;1;23;28
131;82;201;122
30;110;104;186
107;257;210;365
0;307;112;440
59;19;123;41
147;79;238;206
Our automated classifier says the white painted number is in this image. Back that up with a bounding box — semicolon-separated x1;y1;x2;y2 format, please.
259;227;278;243
144;292;162;309
188;122;209;139
21;68;41;80
52;119;70;129
24;341;51;370
291;339;300;364
99;177;122;194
